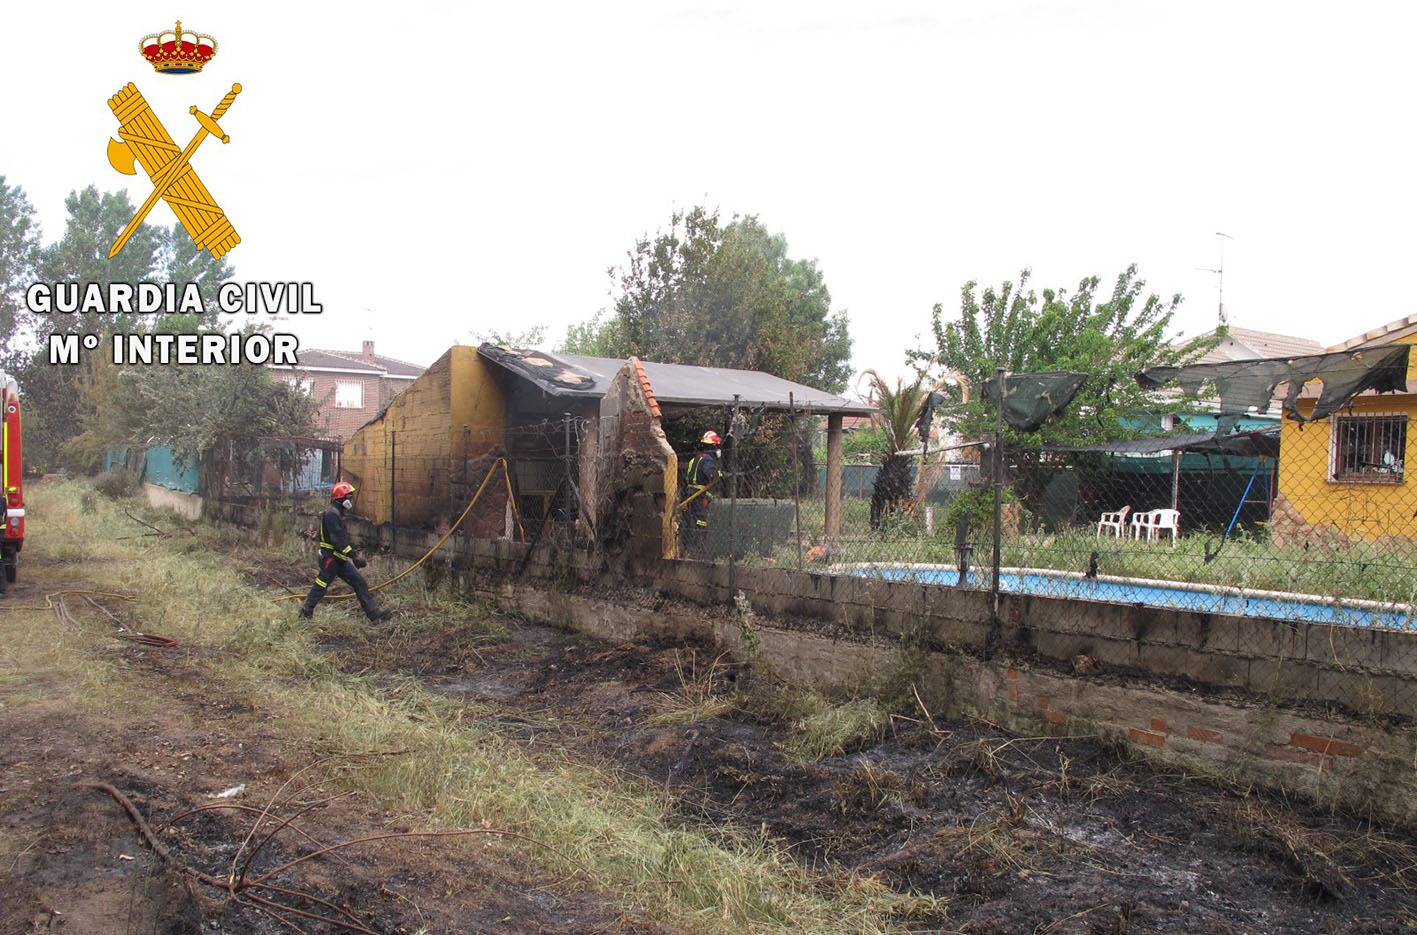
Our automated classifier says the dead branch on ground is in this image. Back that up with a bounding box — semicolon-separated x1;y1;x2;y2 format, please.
82;775;598;934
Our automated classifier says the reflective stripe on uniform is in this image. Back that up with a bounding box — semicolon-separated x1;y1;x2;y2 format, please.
314;577;328;588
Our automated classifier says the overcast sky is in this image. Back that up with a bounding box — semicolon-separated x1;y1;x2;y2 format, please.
4;1;1414;391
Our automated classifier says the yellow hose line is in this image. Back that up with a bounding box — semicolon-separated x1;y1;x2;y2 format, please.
677;477;718;509
6;590;141;613
273;458;507;603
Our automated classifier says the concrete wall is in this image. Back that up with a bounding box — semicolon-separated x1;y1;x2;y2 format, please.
143;482;201;520
472;574;1417;828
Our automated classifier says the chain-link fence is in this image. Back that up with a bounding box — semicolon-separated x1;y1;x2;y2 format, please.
677;409;1417;633
350;395;1417;640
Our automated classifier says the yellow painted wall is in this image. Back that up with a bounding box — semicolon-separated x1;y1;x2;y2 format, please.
342;347;505;525
662;453;678;559
1278;334;1417;539
448;345;506;461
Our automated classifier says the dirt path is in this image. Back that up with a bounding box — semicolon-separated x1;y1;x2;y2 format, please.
0;552;634;934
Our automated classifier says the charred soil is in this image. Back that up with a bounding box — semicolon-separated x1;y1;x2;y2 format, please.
332;615;1417;935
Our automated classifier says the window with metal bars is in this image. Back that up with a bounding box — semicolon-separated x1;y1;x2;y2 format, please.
1331;413;1407;483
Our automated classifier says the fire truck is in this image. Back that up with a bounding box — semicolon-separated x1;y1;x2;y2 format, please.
2;371;21;587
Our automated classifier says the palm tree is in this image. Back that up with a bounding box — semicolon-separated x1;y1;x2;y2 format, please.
861;370;935;529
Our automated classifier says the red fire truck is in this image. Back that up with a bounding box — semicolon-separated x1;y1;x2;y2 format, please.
2;371;22;587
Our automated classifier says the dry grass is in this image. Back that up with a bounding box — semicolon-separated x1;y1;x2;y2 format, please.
648;650;737;726
5;480;938;934
783;694;891;763
1222;796;1417;900
934;796;1038;876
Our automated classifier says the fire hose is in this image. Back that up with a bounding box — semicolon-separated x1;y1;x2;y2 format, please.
272;458;522;603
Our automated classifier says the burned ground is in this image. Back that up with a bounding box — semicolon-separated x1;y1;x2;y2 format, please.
330;617;1417;935
5;486;1417;934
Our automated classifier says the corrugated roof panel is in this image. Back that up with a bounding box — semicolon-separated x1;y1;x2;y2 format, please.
478;346;873;415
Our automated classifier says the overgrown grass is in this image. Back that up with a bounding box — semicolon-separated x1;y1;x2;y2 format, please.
8;480;939;933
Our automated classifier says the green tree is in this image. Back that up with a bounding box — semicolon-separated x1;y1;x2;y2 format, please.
64;323;319;474
13;185;232;468
469;324;548;349
561;311;623;358
911;266;1215;519
563;206;853;392
0;177;41;363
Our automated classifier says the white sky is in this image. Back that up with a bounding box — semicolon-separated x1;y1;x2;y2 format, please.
4;1;1415;392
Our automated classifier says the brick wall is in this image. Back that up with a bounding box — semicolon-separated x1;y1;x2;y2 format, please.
278;370;416;442
591;360;674;571
278;370;381;440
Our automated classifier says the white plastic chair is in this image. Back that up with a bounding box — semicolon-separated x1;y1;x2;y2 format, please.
1129;510;1150;541
1096;505;1130;539
1131;508;1180;547
1150;508;1180;547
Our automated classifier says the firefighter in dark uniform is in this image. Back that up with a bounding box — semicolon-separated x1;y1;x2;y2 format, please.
685;431;721;548
299;482;392;621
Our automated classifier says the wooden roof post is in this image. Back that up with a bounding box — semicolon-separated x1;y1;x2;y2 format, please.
826;413;844;546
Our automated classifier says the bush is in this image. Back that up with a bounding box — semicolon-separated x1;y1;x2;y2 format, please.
944;485;1028;539
92;470;141;500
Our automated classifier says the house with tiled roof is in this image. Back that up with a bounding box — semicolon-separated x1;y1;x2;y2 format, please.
1274;314;1417;542
1193;326;1325;366
1147;326;1326;432
270;341;426;440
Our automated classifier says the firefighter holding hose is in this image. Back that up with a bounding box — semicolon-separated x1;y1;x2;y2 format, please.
299;482;392;621
683;431;721;553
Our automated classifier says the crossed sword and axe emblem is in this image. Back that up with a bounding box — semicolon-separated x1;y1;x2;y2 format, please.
106;82;242;259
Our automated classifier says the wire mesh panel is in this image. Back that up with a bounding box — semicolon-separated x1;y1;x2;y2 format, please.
686;404;1417;635
995;444;1417;628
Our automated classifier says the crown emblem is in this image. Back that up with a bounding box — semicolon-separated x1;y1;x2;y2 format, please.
140;20;217;74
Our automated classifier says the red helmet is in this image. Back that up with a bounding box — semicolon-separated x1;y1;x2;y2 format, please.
332;481;356;500
700;431;722;446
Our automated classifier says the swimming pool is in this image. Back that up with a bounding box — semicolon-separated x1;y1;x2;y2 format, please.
842;564;1417;630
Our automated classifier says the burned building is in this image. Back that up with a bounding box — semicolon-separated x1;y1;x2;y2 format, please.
341;345;872;564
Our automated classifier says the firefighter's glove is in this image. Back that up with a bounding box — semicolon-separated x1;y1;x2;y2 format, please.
353;552;368;569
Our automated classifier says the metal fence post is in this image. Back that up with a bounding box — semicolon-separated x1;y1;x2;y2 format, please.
390;429;397;557
791;392;802;570
563;412;574;528
728;395;740;602
991;368;1005;628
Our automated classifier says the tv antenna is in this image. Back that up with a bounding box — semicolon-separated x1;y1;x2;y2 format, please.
1196;232;1233;326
